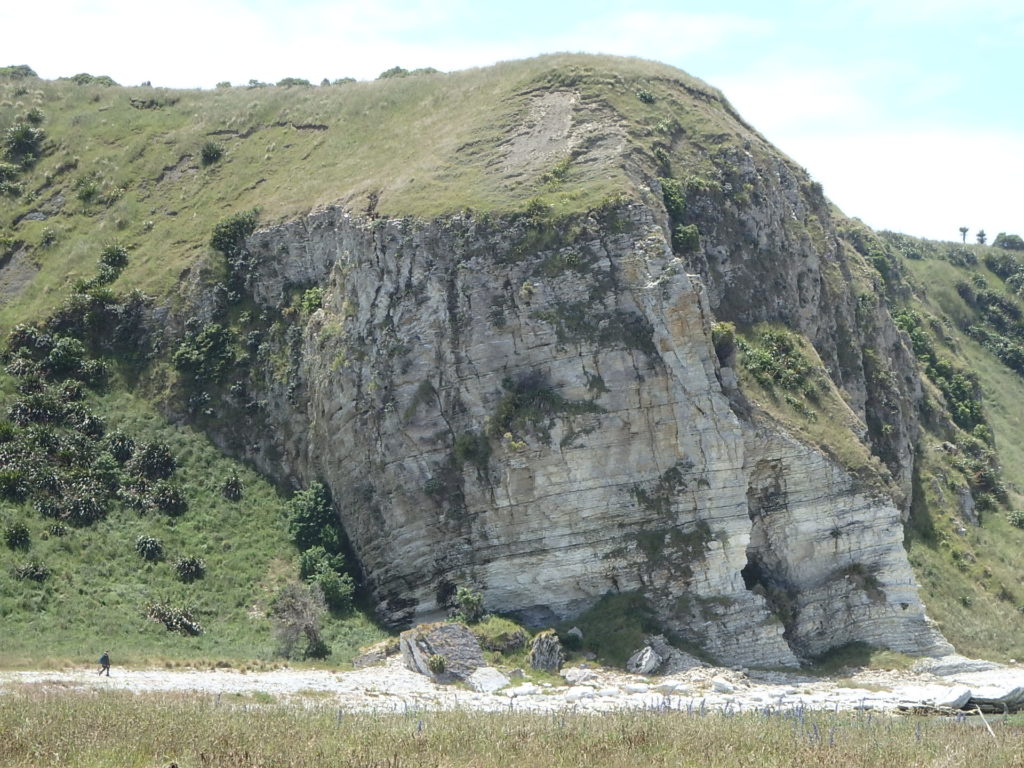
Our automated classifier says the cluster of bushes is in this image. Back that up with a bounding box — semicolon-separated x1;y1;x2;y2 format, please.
135;540;206;581
286;482;354;613
950;278;1024;386
950;434;1006;510
993;233;1024;251
210;209;259;298
892;309;986;431
0;298;184;530
172;320;235;386
0;106;45;196
736;328;819;399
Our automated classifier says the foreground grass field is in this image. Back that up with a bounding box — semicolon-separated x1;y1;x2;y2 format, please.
1;689;1020;768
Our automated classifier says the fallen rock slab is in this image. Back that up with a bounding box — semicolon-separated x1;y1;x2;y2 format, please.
626;646;662;675
969;685;1024;713
529;630;563;672
467;667;510;693
912;655;1001;676
563;667;596;685
400;622;486;683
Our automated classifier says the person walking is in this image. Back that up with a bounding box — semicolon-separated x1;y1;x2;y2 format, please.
98;650;110;676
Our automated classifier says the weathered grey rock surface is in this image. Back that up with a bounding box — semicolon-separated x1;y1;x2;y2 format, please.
400;623;486;682
528;630;564;672
180;89;953;668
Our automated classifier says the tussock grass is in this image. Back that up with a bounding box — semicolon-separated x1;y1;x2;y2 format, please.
1;689;1020;768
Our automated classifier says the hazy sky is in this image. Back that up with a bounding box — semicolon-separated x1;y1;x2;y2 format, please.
5;0;1021;242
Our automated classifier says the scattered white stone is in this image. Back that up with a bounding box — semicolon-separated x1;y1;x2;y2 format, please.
652;682;678;695
712;677;735;694
912;655;1001;676
467;667;510;694
597;687;620;697
504;683;541;698
564;686;596;701
563;667;596;685
623;682;650;694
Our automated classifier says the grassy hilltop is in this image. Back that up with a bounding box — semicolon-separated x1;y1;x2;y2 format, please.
2;55;1024;668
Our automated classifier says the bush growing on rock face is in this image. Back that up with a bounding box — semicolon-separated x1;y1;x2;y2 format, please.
452;586;485;624
427;654;447;674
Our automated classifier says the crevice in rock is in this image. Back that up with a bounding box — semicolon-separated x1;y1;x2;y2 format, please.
742;460;799;645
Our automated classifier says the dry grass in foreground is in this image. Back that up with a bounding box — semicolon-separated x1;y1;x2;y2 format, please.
1;688;1022;768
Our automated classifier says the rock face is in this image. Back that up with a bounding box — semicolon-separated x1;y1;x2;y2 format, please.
528;630;564;672
627;635;705;675
399;622;486;682
181;84;953;668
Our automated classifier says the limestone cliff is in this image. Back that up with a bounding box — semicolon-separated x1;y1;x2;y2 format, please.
172;75;951;668
177;200;948;667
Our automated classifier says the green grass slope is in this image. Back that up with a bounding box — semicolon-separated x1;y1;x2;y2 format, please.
0;54;754;329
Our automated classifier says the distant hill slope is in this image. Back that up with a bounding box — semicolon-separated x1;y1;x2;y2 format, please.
1;55;1023;666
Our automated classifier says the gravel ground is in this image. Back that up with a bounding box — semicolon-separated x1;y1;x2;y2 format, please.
2;655;1021;715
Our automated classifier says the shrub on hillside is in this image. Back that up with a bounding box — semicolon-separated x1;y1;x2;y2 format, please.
134;535;164;561
98;243;129;271
14;559;50;582
106;430;135;463
271;581;329;659
0;65;38;79
210;209;259;256
2;122;45;165
0;469;27;502
128;441;176;480
298;546;353;612
174;556;205;583
221;471;243;501
3;521;30;550
994;233;1024;251
147;481;187;516
146;602;203;635
200;141;223;166
286;482;340;553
